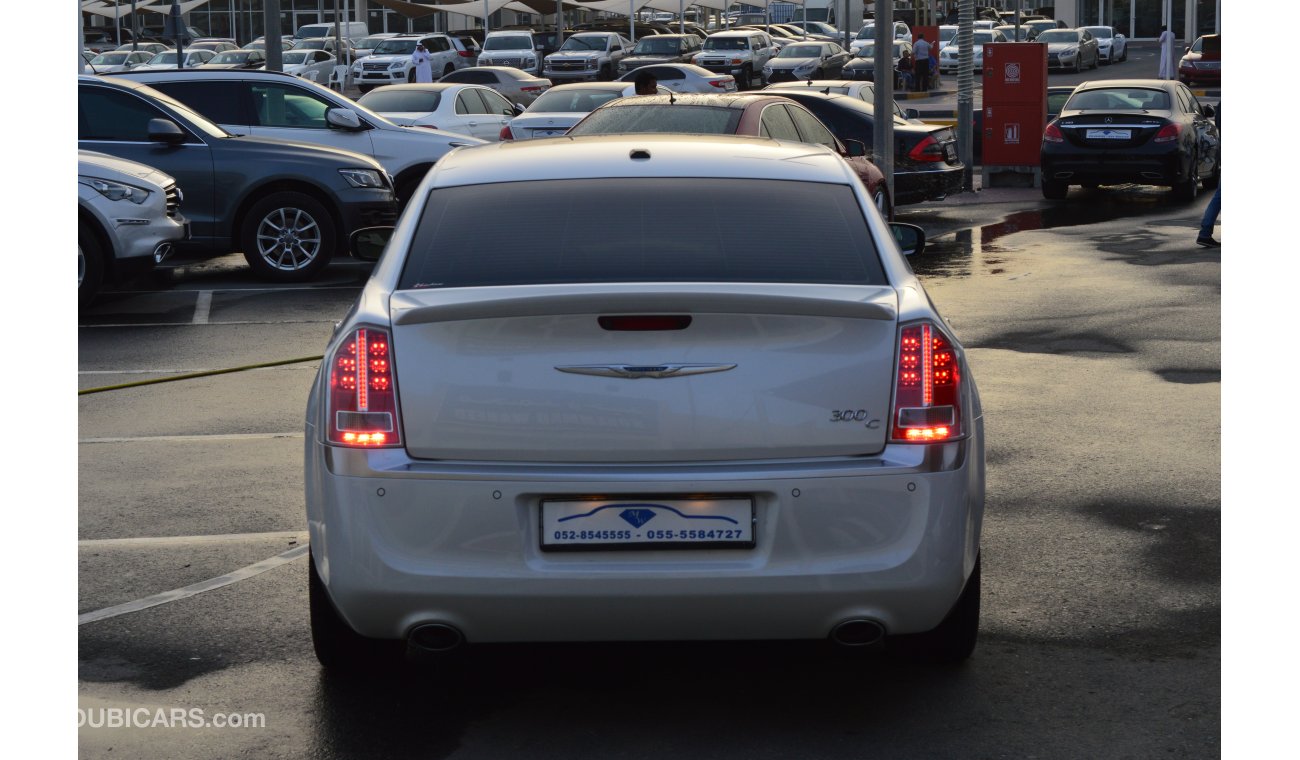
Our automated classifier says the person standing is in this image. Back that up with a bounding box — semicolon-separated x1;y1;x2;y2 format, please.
1196;102;1221;247
913;33;931;92
1157;25;1176;80
897;49;914;91
411;42;433;83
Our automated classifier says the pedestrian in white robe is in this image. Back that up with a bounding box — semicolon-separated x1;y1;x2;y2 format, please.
411;43;433;83
1157;26;1176;79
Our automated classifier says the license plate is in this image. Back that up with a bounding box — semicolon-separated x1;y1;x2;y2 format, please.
541;496;755;550
533;129;566;137
1086;128;1131;140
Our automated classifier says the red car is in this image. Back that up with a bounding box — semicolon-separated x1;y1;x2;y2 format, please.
565;93;894;218
1178;34;1220;86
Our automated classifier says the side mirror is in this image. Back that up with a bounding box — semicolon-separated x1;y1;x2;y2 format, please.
512;104;526;116
146;118;187;144
350;227;394;261
905;107;920;119
1202;104;1215;118
843;139;867;157
326;107;363;130
889;222;926;256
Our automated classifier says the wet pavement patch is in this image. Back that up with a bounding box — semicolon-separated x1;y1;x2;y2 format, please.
1155;369;1220;384
972;330;1133;356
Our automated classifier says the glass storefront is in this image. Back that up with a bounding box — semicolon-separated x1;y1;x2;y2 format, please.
1071;0;1217;39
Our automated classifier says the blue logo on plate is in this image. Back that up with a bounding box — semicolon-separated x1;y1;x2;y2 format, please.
619;508;657;528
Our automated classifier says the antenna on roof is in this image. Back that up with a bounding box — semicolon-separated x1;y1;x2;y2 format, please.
821;87;831;95
668;90;676;104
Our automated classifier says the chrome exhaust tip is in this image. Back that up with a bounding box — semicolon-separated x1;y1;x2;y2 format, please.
830;619;886;647
407;623;465;653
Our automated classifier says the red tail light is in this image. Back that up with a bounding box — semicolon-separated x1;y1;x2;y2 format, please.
520;85;543;92
1043;121;1064;143
907;134;946;162
457;50;474;57
891;321;962;443
1153;122;1181;143
327;327;401;447
708;78;731;88
499;124;514;140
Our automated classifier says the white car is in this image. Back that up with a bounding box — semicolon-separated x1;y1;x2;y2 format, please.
477;30;543;75
280;49;337;82
78;150;188;306
304;134;986;670
938;29;1007;74
132;49;216;70
87;50;153;73
501;81;638;140
1081;25;1128;63
357;83;519;141
353;33;399;60
615;63;736;93
352;34;468;92
850;21;911;54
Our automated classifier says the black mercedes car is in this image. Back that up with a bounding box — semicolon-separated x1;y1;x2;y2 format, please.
770;89;964;205
1039;79;1219;201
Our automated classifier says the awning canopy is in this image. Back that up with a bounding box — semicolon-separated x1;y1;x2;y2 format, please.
81;1;166;20
137;0;213;14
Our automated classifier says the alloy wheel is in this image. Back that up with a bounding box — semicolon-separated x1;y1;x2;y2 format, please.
255;206;323;272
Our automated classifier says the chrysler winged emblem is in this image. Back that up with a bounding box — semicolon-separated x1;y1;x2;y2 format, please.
555;363;737;379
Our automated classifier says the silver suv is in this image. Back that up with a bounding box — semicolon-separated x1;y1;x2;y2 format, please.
693;31;776;89
352;34;472;91
78;150;188;306
477;30;542;75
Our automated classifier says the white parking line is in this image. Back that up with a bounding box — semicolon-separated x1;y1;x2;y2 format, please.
192;291;213;324
78;544;310;626
80;531;308;548
79;432;303;444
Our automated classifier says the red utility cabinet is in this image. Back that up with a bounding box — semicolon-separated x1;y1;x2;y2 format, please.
981;42;1047;167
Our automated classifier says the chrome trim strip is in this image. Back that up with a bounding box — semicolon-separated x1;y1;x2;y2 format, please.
555;363;737;379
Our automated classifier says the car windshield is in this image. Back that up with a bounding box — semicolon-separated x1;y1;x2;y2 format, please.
399;178;884;289
211;51;255;63
358;90;442;112
484;35;532;51
560;36;607;51
374;39;419;55
633;38;682;55
779;45;825;58
356;37;390;48
282;51;314;64
1084;27;1114;39
298;39;333;49
1066;87;1170;110
973;31;997;44
92;52;130;64
702;37;747;50
1190;37;1204;52
1036;30;1079;43
148;52;180;64
528;87;623;112
568;104;740;135
940;27;957;42
856;27;874;40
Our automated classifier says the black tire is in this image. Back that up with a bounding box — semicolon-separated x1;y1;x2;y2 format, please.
1073;56;1082;74
442;63;455;80
1172;152;1200;201
79;220;105;309
357;84;373;94
309;550;400;672
599;63;612;81
1201;151;1220;189
239;191;336;282
912;556;981;665
395;175;422;210
1041;179;1068;200
872;187;893;222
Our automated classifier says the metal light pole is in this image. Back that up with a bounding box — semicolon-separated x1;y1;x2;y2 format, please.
957;0;973;191
168;0;185;69
131;0;139;52
265;0;283;72
873;0;894;204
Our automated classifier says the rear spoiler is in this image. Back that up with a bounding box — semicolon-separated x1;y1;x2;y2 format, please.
391;285;897;325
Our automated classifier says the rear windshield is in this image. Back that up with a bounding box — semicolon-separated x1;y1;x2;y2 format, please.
1036;30;1079;43
358;90;441;112
528;87;623;112
398;178;884;289
569;105;741;135
1066;88;1170;110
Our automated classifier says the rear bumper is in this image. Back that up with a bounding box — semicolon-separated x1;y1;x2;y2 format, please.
1178;67;1219;85
305;432;985;643
1041;145;1187;186
894;164;964;205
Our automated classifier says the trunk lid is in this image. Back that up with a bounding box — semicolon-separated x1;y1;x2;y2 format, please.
389;284;900;462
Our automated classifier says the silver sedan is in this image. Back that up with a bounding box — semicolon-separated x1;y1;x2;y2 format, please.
437;66;554;106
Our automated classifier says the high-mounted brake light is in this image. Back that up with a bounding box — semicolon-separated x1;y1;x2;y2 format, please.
327;327;402;447
891;322;962;443
1043;121;1064;143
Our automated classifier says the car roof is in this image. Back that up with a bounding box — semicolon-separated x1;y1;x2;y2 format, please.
543;81;631;91
430;134;854;189
1074;79;1176;91
597;93;789;109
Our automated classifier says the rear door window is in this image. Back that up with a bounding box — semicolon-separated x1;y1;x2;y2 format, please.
149;80;249;125
759;103;801;141
398;178;884;289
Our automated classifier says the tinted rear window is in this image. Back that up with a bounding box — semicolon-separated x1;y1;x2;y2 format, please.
358;90;442;112
569;105;740;135
398;178;884;289
1066;88;1170;110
